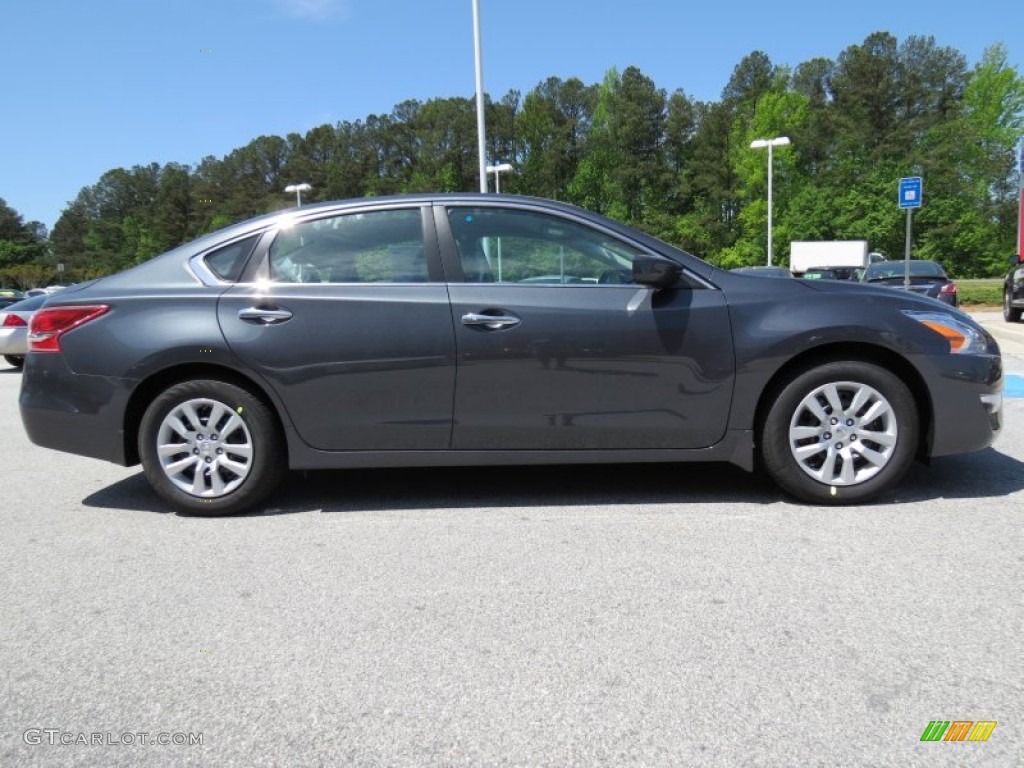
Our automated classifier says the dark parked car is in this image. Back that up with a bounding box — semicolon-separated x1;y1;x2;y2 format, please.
861;259;959;307
1004;253;1024;322
0;288;26;310
20;195;1002;514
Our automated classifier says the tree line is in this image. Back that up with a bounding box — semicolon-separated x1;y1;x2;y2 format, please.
2;31;1022;289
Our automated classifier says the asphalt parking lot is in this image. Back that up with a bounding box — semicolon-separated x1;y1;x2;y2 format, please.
1;315;1022;767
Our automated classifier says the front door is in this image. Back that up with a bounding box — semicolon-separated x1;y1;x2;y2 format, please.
440;204;735;450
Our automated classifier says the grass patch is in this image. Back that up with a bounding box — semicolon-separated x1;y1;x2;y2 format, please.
958;279;1003;306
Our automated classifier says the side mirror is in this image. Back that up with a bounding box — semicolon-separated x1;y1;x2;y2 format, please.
1013;254;1024;265
633;254;682;289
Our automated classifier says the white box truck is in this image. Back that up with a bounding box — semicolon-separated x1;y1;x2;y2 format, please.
789;240;874;277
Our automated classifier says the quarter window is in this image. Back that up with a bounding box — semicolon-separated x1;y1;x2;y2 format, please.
204;235;261;282
447;207;643;285
268;209;427;283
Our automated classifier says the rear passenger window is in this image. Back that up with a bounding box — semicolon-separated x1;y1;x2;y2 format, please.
204;235;261;282
268;209;427;283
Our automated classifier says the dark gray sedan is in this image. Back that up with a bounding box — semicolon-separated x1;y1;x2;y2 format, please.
20;195;1003;513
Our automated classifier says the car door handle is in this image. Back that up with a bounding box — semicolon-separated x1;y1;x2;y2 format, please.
461;312;521;330
237;307;293;325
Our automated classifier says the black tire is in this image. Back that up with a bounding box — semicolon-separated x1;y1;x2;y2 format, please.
139;379;286;515
1004;290;1022;323
3;354;25;368
761;361;919;505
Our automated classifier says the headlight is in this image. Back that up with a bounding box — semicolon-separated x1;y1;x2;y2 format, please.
902;310;988;354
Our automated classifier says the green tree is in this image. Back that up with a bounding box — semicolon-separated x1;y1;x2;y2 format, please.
917;43;1024;275
0;198;48;269
516;77;598;199
45;33;1024;279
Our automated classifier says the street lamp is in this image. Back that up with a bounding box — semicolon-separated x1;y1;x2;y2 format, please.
486;162;514;193
285;183;312;207
749;136;790;266
472;0;488;193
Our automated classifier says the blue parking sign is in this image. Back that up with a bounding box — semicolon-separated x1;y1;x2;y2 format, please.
899;177;922;208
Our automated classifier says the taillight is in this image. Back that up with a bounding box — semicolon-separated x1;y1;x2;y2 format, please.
29;305;110;353
2;314;27;328
939;281;957;296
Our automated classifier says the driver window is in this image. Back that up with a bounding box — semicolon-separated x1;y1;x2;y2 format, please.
447;207;642;285
269;208;426;283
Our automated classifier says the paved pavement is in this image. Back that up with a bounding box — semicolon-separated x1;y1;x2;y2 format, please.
1;323;1022;767
970;309;1024;362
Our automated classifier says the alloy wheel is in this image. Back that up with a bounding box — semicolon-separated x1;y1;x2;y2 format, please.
787;380;898;486
156;397;254;497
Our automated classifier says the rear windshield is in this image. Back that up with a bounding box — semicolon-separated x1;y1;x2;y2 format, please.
865;261;945;280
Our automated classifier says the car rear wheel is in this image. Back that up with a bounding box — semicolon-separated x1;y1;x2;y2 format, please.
3;354;24;368
139;379;286;515
1004;290;1022;323
761;361;918;504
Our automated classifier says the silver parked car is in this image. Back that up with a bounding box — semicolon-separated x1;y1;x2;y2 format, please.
0;294;49;368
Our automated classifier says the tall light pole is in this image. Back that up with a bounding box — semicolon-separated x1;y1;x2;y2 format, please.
472;0;488;193
285;183;312;207
1017;139;1023;259
486;162;514;193
749;136;790;266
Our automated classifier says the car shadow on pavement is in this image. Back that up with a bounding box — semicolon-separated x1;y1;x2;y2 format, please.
82;447;1024;516
280;463;784;514
82;474;181;514
893;447;1024;502
83;463;785;516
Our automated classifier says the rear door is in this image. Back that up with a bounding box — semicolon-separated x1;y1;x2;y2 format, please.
438;204;735;450
218;205;456;451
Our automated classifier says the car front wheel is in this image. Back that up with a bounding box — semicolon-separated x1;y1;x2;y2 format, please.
3;354;24;368
761;361;919;504
139;379;286;514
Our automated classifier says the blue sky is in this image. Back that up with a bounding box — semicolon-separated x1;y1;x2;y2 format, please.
1;0;1021;231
